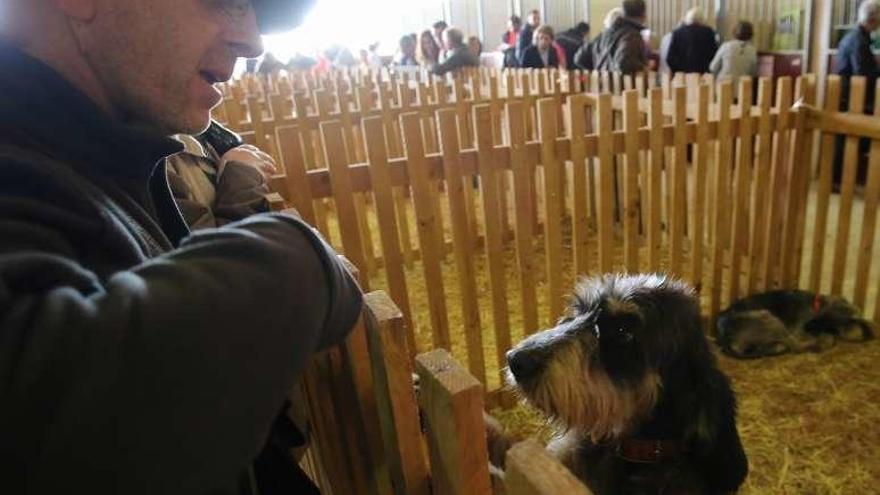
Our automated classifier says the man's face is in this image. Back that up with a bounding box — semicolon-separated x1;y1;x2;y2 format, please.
536;33;551;51
529;13;540;26
82;0;262;135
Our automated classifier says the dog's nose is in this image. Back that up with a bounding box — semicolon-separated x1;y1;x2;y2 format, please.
507;349;542;380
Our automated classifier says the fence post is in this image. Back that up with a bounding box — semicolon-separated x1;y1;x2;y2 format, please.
504;439;594;495
416;349;493;495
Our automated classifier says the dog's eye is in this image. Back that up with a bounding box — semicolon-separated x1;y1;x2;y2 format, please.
618;327;634;343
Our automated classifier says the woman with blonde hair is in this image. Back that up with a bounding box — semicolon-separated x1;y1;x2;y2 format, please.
416;29;439;69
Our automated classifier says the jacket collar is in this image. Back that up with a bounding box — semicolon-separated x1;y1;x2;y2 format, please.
0;42;190;245
0;43;183;181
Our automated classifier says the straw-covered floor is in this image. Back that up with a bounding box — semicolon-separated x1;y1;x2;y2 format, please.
349;206;880;494
366;244;880;494
316;172;880;492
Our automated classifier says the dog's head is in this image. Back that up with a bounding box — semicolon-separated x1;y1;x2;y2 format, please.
506;274;706;441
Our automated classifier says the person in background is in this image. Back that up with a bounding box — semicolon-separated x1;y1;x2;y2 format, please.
417;29;440;69
573;8;622;71
666;7;719;74
833;0;880;189
167;123;277;230
519;25;560;69
586;0;648;74
709;21;758;91
393;34;419;67
432;27;479;76
257;52;286;78
836;0;879;112
516;9;541;62
467;35;483;61
432;20;449;60
499;15;522;68
658;15;685;75
556;22;590;69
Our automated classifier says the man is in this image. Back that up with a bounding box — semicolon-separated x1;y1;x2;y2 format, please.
666;7;719;74
556;22;590;69
515;9;541;63
587;0;648;75
836;0;879;112
432;27;479;76
833;0;880;188
0;1;362;494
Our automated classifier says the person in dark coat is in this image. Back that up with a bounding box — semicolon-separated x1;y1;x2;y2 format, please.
556;22;590;68
585;1;648;75
516;9;541;62
0;1;362;494
666;7;719;74
836;0;880;112
832;0;880;189
519;25;561;69
432;27;479;75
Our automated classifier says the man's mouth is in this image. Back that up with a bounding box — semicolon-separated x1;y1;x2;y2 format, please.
199;70;224;85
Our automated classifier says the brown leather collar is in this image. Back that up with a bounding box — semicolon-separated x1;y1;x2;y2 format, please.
615;438;690;463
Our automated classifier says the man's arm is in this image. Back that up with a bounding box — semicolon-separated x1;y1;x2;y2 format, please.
212;161;271;225
0;208;361;493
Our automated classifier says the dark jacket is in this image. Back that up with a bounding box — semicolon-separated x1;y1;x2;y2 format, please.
0;43;362;494
516;23;535;62
432;45;479;75
573;35;599;71
556;30;586;68
519;45;560;69
666;23;719;74
588;17;648;75
835;24;879;112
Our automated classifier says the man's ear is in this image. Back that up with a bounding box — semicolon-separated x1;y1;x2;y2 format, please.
52;0;96;22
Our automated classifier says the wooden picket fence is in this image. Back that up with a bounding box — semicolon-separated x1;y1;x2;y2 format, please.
219;67;880;493
297;285;593;494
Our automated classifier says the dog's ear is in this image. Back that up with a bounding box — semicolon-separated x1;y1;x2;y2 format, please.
688;370;748;492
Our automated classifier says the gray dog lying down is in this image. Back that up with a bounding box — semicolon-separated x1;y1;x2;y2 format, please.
716;290;874;359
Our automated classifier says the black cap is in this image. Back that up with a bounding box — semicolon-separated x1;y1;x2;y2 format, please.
253;0;317;34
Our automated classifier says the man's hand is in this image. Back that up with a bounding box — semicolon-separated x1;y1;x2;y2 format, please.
220;144;277;178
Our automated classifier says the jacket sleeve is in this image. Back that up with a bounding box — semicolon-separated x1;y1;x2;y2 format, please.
665;33;680;73
432;52;461;75
0;205;362;492
709;43;724;75
212;161;270;226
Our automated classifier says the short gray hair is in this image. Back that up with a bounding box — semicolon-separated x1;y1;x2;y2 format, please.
684;7;704;25
858;0;880;24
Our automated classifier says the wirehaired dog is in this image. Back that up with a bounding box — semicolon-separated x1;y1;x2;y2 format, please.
505;274;747;494
716;290;874;359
